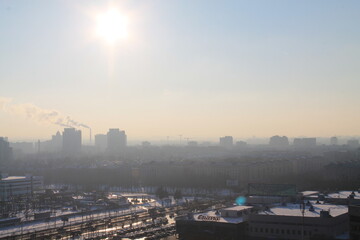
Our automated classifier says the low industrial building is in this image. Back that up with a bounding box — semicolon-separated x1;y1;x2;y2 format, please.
0;174;43;201
326;191;360;205
247;202;348;240
350;205;360;240
176;205;253;240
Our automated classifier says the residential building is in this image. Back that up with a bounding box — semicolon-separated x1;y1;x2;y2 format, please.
330;136;338;145
219;136;233;148
62;128;81;155
95;134;107;152
269;135;289;147
0;137;12;164
107;128;127;153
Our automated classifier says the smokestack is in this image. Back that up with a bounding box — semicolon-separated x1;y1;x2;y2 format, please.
90;128;92;145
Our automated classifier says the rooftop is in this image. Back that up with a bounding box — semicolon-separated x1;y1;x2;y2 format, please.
0;176;27;181
259;202;347;218
327;191;360;200
190;206;253;224
0;175;42;182
301;191;319;197
222;206;253;211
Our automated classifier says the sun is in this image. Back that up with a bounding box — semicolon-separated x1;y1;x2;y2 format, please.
96;8;128;44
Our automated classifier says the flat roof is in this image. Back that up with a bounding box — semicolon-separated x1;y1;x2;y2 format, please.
222;206;253;211
301;191;319;196
0;176;27;181
259;203;347;217
327;191;360;200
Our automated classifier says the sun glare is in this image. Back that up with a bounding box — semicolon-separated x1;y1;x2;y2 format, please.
96;8;128;44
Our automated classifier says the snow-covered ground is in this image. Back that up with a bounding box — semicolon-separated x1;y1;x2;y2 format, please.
0;194;194;238
0;206;146;238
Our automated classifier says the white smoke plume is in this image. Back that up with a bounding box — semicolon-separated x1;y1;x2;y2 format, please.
0;97;90;129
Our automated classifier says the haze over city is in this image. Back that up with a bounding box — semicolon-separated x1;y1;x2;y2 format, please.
2;1;360;240
1;0;360;142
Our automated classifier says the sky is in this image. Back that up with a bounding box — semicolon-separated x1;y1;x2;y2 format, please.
0;0;360;143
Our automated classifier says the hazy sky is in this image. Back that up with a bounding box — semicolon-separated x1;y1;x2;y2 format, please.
1;0;360;142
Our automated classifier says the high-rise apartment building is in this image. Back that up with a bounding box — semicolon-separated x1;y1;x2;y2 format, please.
62;128;81;155
330;136;338;145
95;134;107;152
0;137;12;164
51;131;63;151
269;135;289;147
107;128;127;153
219;136;233;148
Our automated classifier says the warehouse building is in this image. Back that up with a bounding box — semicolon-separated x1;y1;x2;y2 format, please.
0;174;43;201
247;202;348;240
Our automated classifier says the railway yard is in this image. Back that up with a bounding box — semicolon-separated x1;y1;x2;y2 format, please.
0;190;222;240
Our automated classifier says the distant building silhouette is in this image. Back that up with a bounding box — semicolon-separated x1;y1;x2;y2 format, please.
347;139;359;149
36;131;62;153
330;136;338;145
62;128;81;154
95;134;107;152
51;131;63;151
107;128;127;153
293;138;316;148
269;136;289;147
0;137;12;164
141;141;151;147
219;136;233;148
187;141;198;147
235;141;247;147
10;142;35;155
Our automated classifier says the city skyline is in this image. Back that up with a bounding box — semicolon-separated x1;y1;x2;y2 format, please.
1;0;360;141
3;126;360;146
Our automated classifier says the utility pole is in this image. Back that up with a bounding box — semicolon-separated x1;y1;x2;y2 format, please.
300;201;305;240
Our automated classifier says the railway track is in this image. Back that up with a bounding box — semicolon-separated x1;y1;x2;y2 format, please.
1;206;183;240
